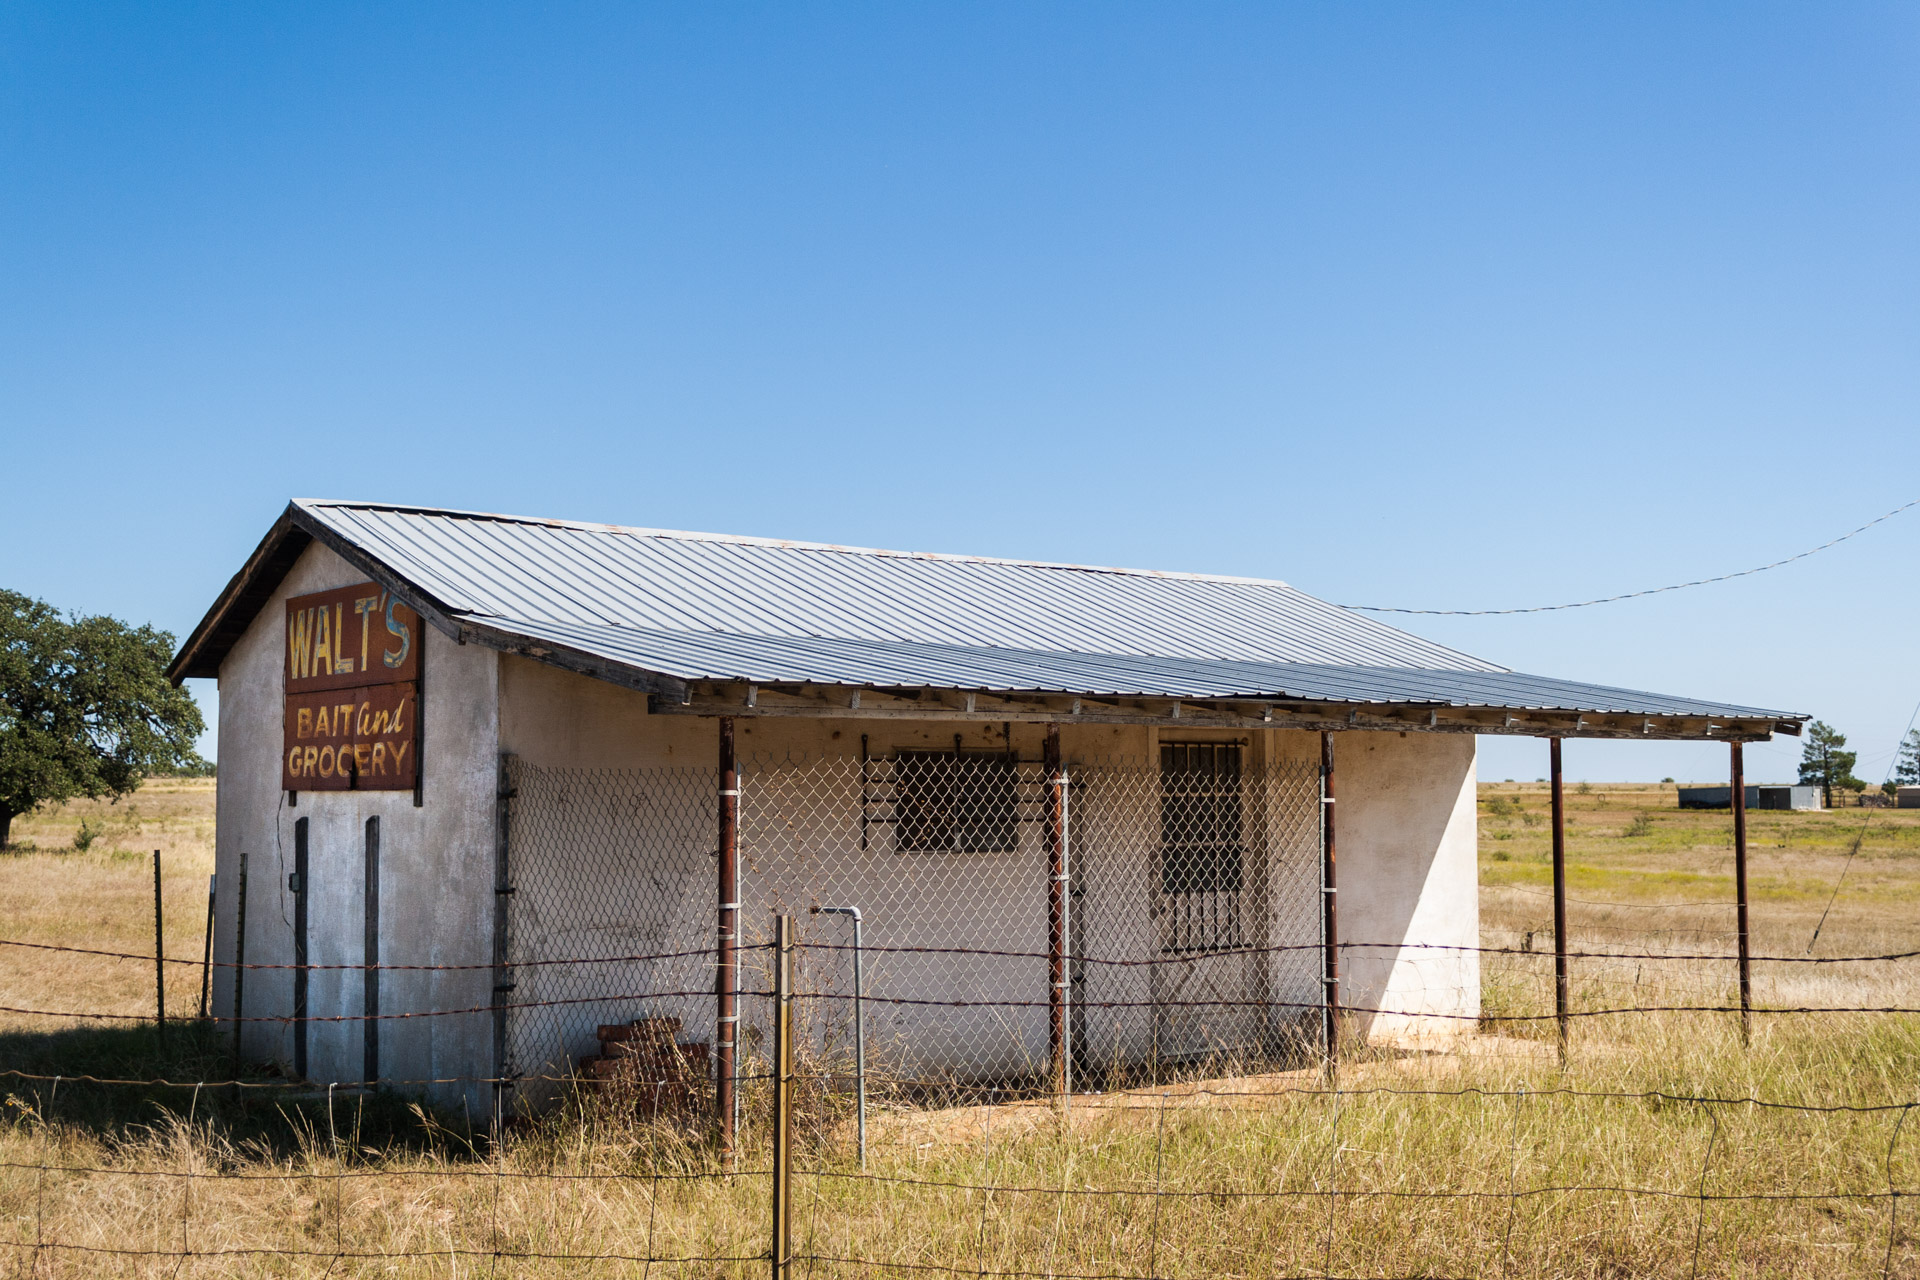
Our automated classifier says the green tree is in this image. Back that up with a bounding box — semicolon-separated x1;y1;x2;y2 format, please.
1894;729;1920;790
0;590;206;848
1798;720;1863;808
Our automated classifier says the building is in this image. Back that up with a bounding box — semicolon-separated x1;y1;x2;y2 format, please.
1677;785;1822;811
168;500;1808;1116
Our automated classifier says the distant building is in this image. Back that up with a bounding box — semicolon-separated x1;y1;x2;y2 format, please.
1899;787;1920;810
1677;785;1822;811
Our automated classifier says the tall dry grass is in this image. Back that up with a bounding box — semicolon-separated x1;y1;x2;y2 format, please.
3;782;1920;1277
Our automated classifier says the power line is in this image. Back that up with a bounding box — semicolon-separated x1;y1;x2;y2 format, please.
1343;497;1918;615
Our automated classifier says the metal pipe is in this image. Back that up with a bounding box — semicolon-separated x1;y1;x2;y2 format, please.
772;914;794;1280
293;817;309;1080
152;851;166;1052
1732;740;1751;1045
813;905;866;1167
1320;732;1339;1066
232;851;248;1084
1044;724;1069;1103
364;815;381;1086
198;874;216;1020
1550;738;1569;1062
717;718;739;1158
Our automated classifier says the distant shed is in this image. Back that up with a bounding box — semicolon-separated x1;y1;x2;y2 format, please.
1678;785;1821;811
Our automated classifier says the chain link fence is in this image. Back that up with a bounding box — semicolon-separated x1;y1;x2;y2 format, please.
503;744;1324;1118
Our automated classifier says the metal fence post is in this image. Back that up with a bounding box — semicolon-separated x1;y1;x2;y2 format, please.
772;913;794;1280
718;719;740;1159
152;850;166;1052
493;756;515;1120
198;873;216;1020
1320;733;1339;1068
1550;738;1569;1064
1045;725;1069;1104
232;851;248;1085
1732;740;1751;1045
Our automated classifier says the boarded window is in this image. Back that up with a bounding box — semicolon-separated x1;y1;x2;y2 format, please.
893;752;1020;853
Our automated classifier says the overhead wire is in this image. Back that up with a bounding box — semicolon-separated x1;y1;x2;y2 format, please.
1341;496;1917;615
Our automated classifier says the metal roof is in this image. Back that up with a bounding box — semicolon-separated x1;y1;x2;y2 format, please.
493;616;1790;717
167;500;1807;730
296;500;1501;671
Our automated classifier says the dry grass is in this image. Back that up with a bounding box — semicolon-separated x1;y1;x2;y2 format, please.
5;780;1920;1277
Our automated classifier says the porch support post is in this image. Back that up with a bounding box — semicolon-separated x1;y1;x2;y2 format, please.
1732;740;1751;1045
1044;724;1068;1101
1320;732;1339;1066
717;717;739;1156
1550;737;1569;1062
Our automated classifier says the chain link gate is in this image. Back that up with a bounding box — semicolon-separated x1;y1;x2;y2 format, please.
500;743;1325;1120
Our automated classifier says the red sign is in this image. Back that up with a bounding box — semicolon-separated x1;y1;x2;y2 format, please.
286;584;419;693
283;584;422;791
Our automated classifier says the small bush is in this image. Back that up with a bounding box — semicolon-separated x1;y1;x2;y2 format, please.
71;819;104;852
1624;812;1654;839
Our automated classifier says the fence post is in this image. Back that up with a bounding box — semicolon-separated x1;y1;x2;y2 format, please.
1732;741;1751;1046
152;850;166;1052
232;851;248;1085
365;814;382;1087
772;913;794;1280
199;873;216;1019
1320;732;1339;1068
718;719;740;1159
493;756;515;1121
1550;738;1569;1063
1045;724;1069;1105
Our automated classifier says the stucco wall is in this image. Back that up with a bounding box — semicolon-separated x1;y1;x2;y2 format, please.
1270;730;1480;1043
211;543;499;1113
494;663;1478;1090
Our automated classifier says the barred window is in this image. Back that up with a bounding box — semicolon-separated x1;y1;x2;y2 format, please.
1159;743;1244;895
893;752;1020;853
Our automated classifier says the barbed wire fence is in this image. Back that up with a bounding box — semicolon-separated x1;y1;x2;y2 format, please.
3;754;1919;1276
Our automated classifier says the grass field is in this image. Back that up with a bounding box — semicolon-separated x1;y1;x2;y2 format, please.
5;778;1920;1277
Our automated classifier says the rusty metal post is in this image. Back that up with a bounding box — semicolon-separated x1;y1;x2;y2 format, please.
152;851;167;1052
1550;738;1569;1062
198;873;216;1019
1732;740;1751;1045
1044;724;1069;1103
717;718;740;1157
232;851;248;1083
1320;732;1339;1066
771;914;794;1280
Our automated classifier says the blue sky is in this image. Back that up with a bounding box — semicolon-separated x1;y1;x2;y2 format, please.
2;3;1915;783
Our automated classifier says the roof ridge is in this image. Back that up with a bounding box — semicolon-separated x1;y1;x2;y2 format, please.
295;497;1316;589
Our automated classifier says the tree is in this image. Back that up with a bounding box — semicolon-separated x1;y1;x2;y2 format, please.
1894;730;1920;790
1798;720;1863;808
0;589;206;848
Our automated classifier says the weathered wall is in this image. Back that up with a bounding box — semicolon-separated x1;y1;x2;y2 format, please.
211;543;499;1113
1269;730;1479;1043
494;662;1477;1091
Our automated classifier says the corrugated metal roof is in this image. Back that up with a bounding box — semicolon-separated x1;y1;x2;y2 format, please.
167;500;1807;726
490;616;1790;718
298;500;1502;672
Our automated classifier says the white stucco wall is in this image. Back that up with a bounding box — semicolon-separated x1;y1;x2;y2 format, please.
1271;730;1480;1044
494;663;1479;1090
211;543;499;1113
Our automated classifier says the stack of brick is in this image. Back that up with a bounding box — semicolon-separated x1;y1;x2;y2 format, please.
577;1016;709;1118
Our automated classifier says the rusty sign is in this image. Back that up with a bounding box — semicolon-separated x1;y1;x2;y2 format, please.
285;583;419;693
284;584;422;791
